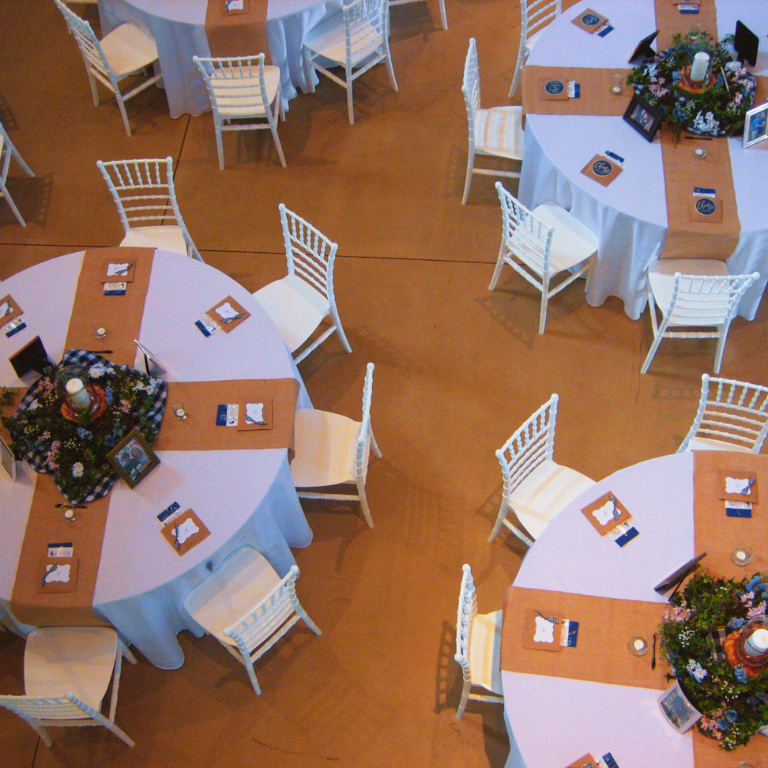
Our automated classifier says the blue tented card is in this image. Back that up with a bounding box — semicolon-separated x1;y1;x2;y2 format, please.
195;314;220;337
569;82;581;98
216;404;239;427
47;543;74;557
560;620;579;647
103;281;126;296
679;4;699;13
5;319;26;338
157;501;181;525
598;24;614;37
615;527;639;547
604;150;625;165
726;501;752;518
693;187;716;197
602;753;619;768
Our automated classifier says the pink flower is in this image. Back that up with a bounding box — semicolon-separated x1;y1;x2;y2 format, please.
740;591;754;603
120;399;131;413
747;601;766;618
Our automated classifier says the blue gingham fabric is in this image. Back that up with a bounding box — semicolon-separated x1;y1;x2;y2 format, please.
11;349;167;503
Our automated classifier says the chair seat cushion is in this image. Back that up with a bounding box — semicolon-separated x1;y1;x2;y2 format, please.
647;258;729;326
120;226;187;257
211;66;281;119
474;106;524;160
291;408;363;488
508;459;595;540
686;438;752;453
528;201;599;274
253;274;330;353
184;547;281;646
304;14;382;67
101;22;159;78
24;627;118;715
469;610;503;695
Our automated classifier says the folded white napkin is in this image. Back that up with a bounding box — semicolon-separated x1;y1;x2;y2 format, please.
177;518;200;545
592;499;615;526
215;302;239;320
246;402;265;424
45;564;70;584
107;262;130;276
226;0;244;9
725;476;752;495
533;616;555;643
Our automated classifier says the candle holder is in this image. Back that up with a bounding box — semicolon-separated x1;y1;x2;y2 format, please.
731;543;753;566
55;365;105;423
734;615;768;668
610;73;624;95
628;635;650;656
171;402;188;420
92;324;109;340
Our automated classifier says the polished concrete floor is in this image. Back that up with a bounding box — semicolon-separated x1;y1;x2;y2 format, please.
1;1;766;766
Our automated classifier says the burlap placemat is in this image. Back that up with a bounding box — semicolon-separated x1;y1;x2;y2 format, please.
205;0;270;60
500;586;669;688
655;0;719;50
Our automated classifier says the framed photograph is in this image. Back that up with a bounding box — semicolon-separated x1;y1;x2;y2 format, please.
658;681;702;733
623;93;663;142
627;29;659;65
107;429;160;489
743;102;768;149
1;436;16;481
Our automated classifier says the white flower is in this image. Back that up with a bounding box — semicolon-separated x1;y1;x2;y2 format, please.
71;462;84;478
89;363;110;379
28;399;40;411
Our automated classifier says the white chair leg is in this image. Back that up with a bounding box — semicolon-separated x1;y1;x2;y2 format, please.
640;331;663;374
385;51;398;91
22;716;53;747
1;184;27;226
488;252;506;290
12;150;34;178
369;427;382;458
508;49;527;98
115;93;132;137
86;69;100;105
461;153;475;205
296;606;322;636
243;656;262;695
488;500;508;542
347;80;355;125
438;0;448;29
119;639;138;665
272;126;287;168
455;679;470;720
538;293;549;334
215;124;225;171
358;486;374;528
331;311;352;353
713;328;728;375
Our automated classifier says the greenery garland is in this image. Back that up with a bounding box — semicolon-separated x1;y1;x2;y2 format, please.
2;359;165;503
659;571;768;750
627;31;756;138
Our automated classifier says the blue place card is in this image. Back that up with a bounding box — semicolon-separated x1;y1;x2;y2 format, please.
615;527;639;547
725;501;752;518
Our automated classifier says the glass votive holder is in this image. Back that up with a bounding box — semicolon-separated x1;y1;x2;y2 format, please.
693;148;707;160
628;635;650;656
172;403;188;420
731;544;753;566
610;73;624;94
61;507;77;523
93;324;109;340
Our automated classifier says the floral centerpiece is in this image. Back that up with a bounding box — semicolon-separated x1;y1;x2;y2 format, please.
627;31;756;138
1;350;166;503
659;570;768;750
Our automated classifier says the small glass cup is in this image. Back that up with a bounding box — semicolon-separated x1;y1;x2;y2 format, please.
172;403;188;420
93;324;109;340
731;544;753;566
693;148;707;160
628;635;650;656
61;507;77;523
610;73;624;94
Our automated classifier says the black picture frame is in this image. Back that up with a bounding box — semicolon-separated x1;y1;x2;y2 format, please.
735;20;759;67
654;552;707;596
627;30;658;65
10;336;52;378
623;93;663;142
107;429;160;489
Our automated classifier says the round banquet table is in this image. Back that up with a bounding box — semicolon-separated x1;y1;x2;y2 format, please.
97;0;343;116
519;0;768;321
500;451;768;768
0;250;313;669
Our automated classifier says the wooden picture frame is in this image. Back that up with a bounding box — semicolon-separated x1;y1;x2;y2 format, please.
107;428;160;489
743;102;768;149
623;93;663;142
1;436;16;480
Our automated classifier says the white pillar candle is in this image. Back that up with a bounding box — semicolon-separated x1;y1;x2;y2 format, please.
65;378;90;409
634;638;646;651
690;52;710;83
745;628;768;656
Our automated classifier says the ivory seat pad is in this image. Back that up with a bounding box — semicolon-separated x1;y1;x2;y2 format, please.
101;23;159;78
211;66;281;118
474;106;524;160
648;258;729;326
253;274;329;352
24;627;119;715
687;438;752;453
508;459;595;540
120;226;187;257
304;15;381;66
184;547;281;647
291;408;362;487
469;610;503;694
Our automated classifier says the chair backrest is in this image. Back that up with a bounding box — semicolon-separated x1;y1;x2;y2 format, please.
279;203;337;303
454;564;477;681
496;182;553;276
0;121;13;186
222;565;304;660
52;0;116;88
0;692;94;722
665;271;759;328
193;55;272;122
497;394;558;498
355;362;376;479
343;0;389;67
680;374;768;453
96;157;186;234
522;0;562;42
462;38;481;146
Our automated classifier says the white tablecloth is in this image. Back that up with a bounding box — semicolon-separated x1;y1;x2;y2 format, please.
97;0;343;115
0;251;313;669
519;0;768;320
502;452;700;768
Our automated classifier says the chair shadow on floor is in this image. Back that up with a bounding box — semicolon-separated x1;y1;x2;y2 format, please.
445;142;522;204
475;481;529;560
0;171;54;230
388;4;443;42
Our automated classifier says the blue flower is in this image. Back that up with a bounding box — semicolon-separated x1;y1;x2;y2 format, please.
686;659;708;683
734;666;748;684
105;386;114;405
745;575;762;592
728;617;746;630
724;710;738;724
77;427;92;440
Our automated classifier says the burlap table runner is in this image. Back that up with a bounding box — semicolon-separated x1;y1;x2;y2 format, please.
157;378;300;454
655;0;719;50
10;248;154;625
205;0;271;60
500;586;670;688
522;66;630;116
693;451;768;577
